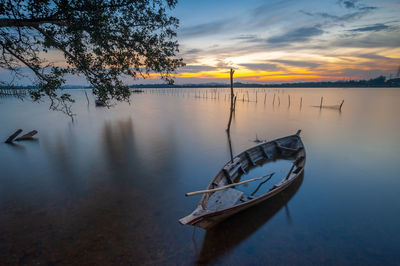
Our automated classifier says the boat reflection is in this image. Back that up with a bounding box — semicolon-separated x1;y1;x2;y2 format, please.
196;173;304;264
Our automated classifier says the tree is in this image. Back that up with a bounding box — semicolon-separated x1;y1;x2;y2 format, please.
0;0;184;116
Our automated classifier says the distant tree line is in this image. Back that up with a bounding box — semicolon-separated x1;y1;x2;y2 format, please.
127;76;400;88
1;76;399;91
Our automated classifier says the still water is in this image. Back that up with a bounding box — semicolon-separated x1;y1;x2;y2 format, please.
0;88;399;265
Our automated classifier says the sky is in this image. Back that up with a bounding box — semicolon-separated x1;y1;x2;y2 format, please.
1;0;399;85
169;0;400;84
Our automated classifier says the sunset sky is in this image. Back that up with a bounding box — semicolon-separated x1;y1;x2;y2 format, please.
1;0;399;85
170;0;400;84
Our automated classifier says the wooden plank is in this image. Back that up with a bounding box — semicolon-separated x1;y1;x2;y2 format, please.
222;169;233;184
206;188;244;211
5;129;22;143
15;130;38;141
245;151;255;166
260;146;268;158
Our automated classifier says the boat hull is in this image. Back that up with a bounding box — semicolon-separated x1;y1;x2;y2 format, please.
180;130;306;229
186;167;303;229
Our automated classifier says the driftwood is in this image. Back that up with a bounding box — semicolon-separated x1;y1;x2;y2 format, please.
5;129;22;143
185;172;275;197
15;130;38;141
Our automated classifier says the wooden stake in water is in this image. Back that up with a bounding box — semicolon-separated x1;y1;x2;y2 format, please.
226;69;235;132
288;95;291;107
264;93;267;105
339;100;344;111
273;93;276;105
320;96;323;109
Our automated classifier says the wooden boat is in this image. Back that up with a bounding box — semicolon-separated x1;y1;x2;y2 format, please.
179;130;305;229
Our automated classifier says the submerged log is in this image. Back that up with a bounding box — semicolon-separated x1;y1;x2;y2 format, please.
5;129;22;143
15;130;38;141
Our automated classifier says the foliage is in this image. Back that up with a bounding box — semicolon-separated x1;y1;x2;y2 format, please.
0;0;184;117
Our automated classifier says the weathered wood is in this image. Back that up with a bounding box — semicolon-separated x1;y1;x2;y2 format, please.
185;172;275;197
339;100;344;111
285;156;305;180
226;69;235;132
245;151;255;166
15;130;38;141
206;188;244;211
180;130;306;229
259;146;268;158
5;129;22;143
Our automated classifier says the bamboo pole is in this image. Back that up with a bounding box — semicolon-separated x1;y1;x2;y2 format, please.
185;172;275;197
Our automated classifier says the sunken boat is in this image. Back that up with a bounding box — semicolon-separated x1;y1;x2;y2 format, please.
179;130;305;229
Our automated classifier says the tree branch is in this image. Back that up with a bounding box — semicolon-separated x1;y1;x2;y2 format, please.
0;18;67;28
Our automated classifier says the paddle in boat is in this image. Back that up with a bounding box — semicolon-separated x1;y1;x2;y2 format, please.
179;130;306;229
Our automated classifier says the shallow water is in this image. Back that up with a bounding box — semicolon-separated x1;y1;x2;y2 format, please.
0;87;399;265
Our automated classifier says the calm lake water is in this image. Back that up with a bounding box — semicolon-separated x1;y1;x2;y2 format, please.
0;87;399;265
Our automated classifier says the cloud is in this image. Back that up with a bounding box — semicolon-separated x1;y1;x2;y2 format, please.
302;9;376;23
179;20;229;37
240;63;279;71
337;0;377;11
349;23;390;32
185;48;202;54
338;0;357;9
271;60;320;68
332;32;400;48
267;26;324;44
179;65;218;72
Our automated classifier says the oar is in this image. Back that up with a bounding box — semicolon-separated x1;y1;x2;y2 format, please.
185;172;275;197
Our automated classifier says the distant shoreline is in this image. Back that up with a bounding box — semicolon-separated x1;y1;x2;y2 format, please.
1;76;399;89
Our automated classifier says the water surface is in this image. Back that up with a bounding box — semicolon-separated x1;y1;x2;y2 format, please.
0;87;399;265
